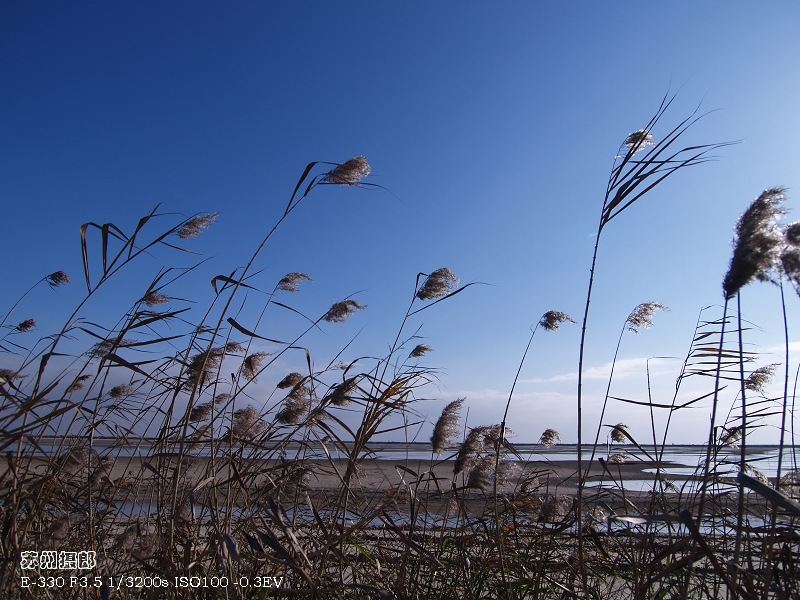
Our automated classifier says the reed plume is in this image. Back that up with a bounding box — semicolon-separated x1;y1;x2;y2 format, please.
277;272;312;292
277;372;305;389
624;129;655;154
609;423;628;443
65;374;91;393
719;425;742;447
744;363;778;393
231;405;266;439
780;222;800;293
454;424;502;474
539;311;575;331
416;268;459;300
239;352;269;382
0;369;20;383
189;402;213;422
431;398;464;453
14;319;35;332
214;392;231;405
176;212;219;239
744;464;770;485
87;336;136;359
186;347;224;386
625;302;667;333
409;344;432;358
109;384;132;399
467;456;517;491
325;376;358;406
276;385;311;425
46;270;71;287
722;187;786;299
322;156;371;185
539;495;573;523
538;428;561;448
323;299;366;323
143;292;169;306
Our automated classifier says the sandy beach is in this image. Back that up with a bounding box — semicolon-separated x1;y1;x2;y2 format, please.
16;450;739;519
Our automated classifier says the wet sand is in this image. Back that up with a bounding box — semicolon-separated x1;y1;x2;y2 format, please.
15;451;771;517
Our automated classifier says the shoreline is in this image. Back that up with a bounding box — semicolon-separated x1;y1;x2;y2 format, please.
12;453;780;518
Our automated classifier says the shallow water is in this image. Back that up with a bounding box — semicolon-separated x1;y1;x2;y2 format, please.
26;438;799;478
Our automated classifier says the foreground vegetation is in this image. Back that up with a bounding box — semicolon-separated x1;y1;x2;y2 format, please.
1;96;798;598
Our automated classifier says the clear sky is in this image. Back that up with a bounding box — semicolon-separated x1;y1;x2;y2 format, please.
2;2;800;444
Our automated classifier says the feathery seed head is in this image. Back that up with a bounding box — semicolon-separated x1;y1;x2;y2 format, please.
0;369;21;384
785;222;800;246
779;470;800;490
323;299;366;323
65;374;92;393
538;428;561;448
224;341;245;354
108;384;132;399
719;425;742;447
465;456;495;490
326;376;359;406
745;363;778;393
322;156;371;185
416;268;459;301
189;402;213;422
723;187;787;299
431;398;464;453
539;495;573;522
608;453;627;464
539;311;575;332
467;456;517;491
781;248;800;290
744;463;770;485
782;223;800;288
610;423;628;443
143;292;169;306
454;424;503;474
177;212;219;239
277;372;305;389
277;272;312;292
15;319;35;332
276;386;312;424
87;337;136;359
55;446;92;473
46;270;71;287
409;344;433;358
214;392;231;405
187;347;224;386
239;352;269;382
232;405;266;438
624;129;655;154
626;302;667;334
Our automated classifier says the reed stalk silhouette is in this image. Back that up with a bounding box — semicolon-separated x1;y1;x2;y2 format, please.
575;93;731;589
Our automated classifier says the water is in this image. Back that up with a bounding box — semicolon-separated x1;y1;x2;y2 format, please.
27;439;796;535
25;438;799;471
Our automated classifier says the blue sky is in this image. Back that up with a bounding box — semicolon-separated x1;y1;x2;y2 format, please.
2;2;800;444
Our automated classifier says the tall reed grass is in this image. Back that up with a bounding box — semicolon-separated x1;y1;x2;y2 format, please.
0;101;798;599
